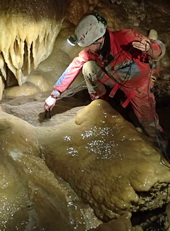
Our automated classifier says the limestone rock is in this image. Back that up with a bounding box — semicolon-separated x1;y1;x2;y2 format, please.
0;112;74;230
0;110;103;231
0;0;68;99
0;98;170;228
37;99;170;220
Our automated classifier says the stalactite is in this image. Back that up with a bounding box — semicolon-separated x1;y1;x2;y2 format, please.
0;0;68;99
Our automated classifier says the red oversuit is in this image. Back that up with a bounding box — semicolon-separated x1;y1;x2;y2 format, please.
51;29;165;139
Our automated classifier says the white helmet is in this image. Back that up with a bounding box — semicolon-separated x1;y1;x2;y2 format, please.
67;13;107;47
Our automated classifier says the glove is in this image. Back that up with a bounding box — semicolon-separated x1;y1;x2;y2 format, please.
132;38;150;52
44;96;57;111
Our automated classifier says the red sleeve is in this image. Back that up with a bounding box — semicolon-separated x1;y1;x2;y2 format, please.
53;50;90;93
126;29;162;58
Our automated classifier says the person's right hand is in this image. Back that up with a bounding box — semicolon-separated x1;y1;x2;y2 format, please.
132;38;150;52
44;96;57;111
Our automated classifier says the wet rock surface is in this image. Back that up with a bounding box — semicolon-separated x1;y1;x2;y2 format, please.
0;97;170;230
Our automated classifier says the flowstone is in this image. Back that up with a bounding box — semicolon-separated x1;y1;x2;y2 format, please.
37;99;170;220
1;99;170;229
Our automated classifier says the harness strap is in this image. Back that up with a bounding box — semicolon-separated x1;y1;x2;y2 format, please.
121;91;137;108
109;82;137;108
109;83;119;98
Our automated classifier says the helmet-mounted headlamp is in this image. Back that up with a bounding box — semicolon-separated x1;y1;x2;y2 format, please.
67;35;78;46
67;13;107;47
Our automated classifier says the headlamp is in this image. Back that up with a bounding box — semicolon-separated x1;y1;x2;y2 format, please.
67;35;77;46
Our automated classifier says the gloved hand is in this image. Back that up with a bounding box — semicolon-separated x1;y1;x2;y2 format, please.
44;96;57;111
132;38;150;52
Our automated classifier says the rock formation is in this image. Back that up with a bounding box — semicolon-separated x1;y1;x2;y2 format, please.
37;100;170;221
0;109;101;231
1;99;170;230
0;0;69;99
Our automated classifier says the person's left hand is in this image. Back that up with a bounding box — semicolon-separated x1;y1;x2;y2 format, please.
132;38;150;52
